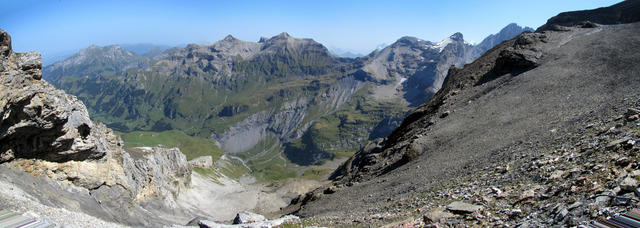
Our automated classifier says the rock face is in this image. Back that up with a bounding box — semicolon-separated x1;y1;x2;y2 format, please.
0;29;105;162
0;28;193;226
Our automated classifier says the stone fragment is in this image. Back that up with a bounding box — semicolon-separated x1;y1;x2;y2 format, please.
616;157;631;166
424;208;455;223
595;195;610;207
612;196;631;206
549;170;565;180
555;206;569;222
567;202;582;210
446;201;483;214
518;189;535;202
186;216;208;226
233;211;266;225
323;186;336;194
440;110;451;118
188;156;213;169
607;137;632;149
620;177;639;191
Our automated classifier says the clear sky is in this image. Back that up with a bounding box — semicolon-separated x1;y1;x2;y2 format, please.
0;0;622;60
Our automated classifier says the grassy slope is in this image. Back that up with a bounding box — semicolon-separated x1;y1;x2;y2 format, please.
50;49;412;182
119;130;223;161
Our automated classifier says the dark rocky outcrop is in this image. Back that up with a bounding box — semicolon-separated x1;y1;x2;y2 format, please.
537;0;640;31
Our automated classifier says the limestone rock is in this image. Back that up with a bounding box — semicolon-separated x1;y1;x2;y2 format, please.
232;211;266;224
0;28;193;226
1;29;102;162
620;177;638;191
424;208;455;223
188;156;213;169
200;215;299;228
446;201;483;214
186;216;209;226
124;147;192;202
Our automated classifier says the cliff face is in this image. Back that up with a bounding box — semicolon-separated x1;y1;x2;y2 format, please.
0;32;106;162
0;29;193;226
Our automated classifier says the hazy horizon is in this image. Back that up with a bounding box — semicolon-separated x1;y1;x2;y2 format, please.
1;0;622;64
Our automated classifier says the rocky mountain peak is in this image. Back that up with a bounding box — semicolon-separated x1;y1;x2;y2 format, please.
260;32;330;57
395;36;422;45
449;32;464;41
223;34;237;42
276;32;291;39
472;23;534;60
185;43;200;49
258;36;268;43
500;23;534;35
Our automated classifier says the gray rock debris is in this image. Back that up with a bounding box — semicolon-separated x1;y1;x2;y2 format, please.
423;208;455;223
199;214;299;228
188;155;213;169
446;201;483;214
233;211;266;224
620;177;639;191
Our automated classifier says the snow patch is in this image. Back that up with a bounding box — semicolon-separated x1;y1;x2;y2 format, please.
432;37;453;52
398;77;407;87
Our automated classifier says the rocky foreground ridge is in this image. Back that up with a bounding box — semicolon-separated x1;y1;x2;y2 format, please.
287;1;640;227
0;29;195;226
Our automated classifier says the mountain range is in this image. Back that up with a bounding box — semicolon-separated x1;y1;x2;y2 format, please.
42;24;533;178
1;0;639;227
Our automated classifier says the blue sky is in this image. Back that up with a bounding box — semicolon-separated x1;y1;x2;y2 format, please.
0;0;622;62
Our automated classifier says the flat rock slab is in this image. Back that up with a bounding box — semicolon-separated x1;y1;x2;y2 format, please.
233;211;266;224
424;208;455;223
446;201;484;214
200;215;299;228
621;177;639;191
